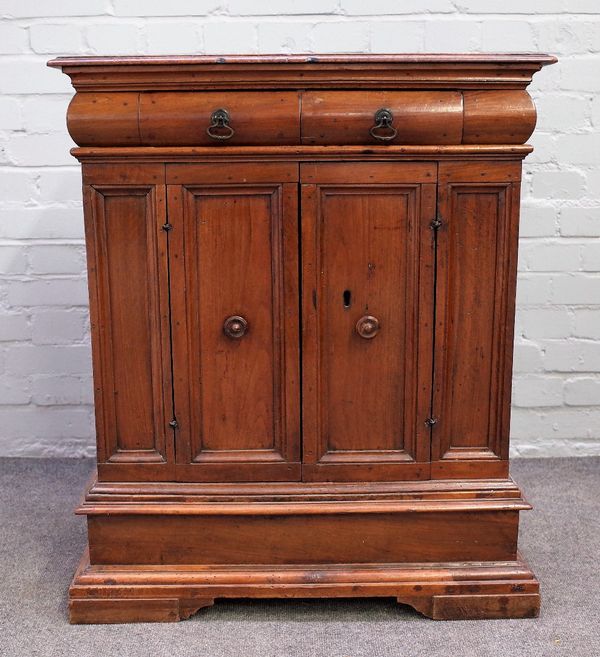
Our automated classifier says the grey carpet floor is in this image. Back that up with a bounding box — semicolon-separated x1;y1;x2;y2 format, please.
0;457;598;657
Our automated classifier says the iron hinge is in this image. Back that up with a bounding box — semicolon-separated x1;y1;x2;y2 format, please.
162;223;173;232
168;418;179;430
425;416;438;428
430;215;443;231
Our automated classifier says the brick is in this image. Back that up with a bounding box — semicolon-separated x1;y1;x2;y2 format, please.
0;208;84;240
258;22;314;53
552;274;600;304
586;169;600;198
511;437;600;458
231;0;338;14
0;377;30;404
533;94;588;132
0;59;73;94
0;169;37;204
86;24;142;55
29;23;85;54
513;341;544;373
31;310;87;345
520;308;572;339
146;22;202;54
204;22;257;54
592;96;600;128
370;21;425;53
560;207;600;237
0;23;28;54
511;407;600;440
37;168;83;204
515;274;552;305
7;279;89;307
22;95;71;133
512;375;563;407
312;22;369;53
522;241;580;272
113;0;219;15
0;435;96;458
456;0;564;12
5;345;91;376
0;0;109;17
526;132;555;164
28;245;86;275
564;377;600;406
581;243;600;271
544;340;600;372
574;310;600;339
481;20;534;51
531;170;585;200
560;58;600;92
0;314;31;342
32;375;94;406
6;133;76;166
0;246;27;274
519;205;558;237
424;20;480;52
534;20;600;56
342;0;454;13
556;134;600;165
0;407;92;439
0;97;22;130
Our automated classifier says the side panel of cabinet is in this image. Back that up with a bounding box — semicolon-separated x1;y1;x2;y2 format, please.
167;163;301;482
82;164;174;481
432;161;522;479
301;162;436;482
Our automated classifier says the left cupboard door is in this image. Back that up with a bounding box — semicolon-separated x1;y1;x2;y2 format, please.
166;163;301;482
83;164;175;481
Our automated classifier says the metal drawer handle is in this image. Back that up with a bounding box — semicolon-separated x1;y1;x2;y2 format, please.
369;108;397;142
223;315;248;339
207;108;235;141
356;315;380;339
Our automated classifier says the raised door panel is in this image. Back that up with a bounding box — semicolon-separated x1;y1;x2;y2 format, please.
168;163;300;482
432;162;522;479
83;164;174;481
301;163;435;482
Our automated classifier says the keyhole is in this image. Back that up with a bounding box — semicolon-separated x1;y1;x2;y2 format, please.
343;289;352;308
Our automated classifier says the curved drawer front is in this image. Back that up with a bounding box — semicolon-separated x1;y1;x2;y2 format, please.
65;89;536;147
67;92;141;146
67;91;301;146
301;91;463;145
462;91;536;144
139;92;300;145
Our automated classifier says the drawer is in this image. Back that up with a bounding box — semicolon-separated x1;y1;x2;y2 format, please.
301;91;463;145
139;91;300;145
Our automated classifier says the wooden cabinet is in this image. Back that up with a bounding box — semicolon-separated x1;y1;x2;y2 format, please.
49;53;556;623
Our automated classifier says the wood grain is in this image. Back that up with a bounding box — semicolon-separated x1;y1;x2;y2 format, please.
301;91;463;145
168;164;300;482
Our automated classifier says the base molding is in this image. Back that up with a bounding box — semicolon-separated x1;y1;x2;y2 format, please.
69;548;540;623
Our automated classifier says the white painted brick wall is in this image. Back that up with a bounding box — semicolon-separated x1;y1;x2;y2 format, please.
0;0;599;458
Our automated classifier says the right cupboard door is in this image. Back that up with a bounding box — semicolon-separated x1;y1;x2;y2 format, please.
432;162;522;479
301;163;436;481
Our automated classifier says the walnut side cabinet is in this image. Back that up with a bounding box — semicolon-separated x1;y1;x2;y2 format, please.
49;53;557;623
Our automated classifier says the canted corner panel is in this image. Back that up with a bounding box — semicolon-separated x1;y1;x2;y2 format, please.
169;181;300;480
301;177;435;481
85;184;172;465
433;181;520;468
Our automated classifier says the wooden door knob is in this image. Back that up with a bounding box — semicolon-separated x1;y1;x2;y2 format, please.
356;315;380;339
223;315;248;339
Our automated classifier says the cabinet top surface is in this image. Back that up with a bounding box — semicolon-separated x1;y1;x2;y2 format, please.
48;53;556;92
48;53;556;66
